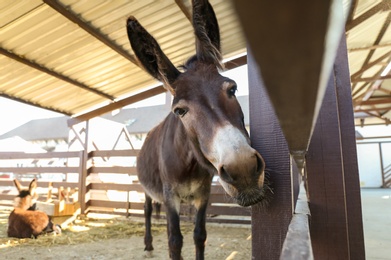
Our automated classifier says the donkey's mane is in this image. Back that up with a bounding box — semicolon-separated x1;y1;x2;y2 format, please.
179;55;222;73
17;190;30;198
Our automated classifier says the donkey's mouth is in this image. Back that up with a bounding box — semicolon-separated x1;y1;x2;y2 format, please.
218;171;272;207
234;191;266;207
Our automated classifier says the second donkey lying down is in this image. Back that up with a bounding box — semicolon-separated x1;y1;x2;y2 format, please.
7;179;61;238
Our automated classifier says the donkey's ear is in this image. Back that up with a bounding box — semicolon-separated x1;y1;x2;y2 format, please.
29;178;37;193
13;179;22;192
127;16;181;93
192;0;223;69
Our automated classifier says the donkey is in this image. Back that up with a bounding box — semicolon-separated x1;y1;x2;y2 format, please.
127;0;269;259
7;179;61;238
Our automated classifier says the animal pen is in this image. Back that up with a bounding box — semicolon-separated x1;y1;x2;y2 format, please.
0;0;378;259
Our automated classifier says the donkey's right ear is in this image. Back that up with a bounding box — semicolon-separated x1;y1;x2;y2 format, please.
13;179;22;192
127;17;180;93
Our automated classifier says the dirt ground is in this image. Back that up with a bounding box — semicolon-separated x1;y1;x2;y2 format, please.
0;207;251;260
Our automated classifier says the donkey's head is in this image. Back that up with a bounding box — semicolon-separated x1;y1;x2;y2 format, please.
13;179;38;210
127;0;266;206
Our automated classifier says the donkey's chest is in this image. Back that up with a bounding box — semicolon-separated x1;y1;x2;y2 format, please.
175;179;209;202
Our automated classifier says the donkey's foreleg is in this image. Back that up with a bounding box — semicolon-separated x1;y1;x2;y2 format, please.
165;195;183;260
194;199;209;260
144;195;154;256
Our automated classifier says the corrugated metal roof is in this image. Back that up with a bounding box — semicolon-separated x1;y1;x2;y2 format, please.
0;0;390;126
0;0;245;116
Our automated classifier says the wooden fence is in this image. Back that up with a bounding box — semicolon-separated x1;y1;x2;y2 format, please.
0;149;251;224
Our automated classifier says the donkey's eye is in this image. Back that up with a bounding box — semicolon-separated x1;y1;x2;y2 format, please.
228;85;237;97
174;107;188;117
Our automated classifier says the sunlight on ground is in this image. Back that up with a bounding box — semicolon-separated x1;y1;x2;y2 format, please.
68;225;90;232
226;251;238;260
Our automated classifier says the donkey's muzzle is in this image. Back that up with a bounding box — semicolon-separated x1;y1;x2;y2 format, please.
217;151;266;207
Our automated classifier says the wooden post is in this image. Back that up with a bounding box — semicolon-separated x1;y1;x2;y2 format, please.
248;50;295;260
78;120;90;214
334;34;366;259
306;34;365;259
306;76;350;259
379;143;386;187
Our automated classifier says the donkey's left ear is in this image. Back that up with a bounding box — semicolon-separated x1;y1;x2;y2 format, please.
127;17;181;93
192;0;223;69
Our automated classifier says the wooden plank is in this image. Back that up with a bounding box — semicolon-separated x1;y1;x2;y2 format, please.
0;167;79;173
0;151;80;159
87;166;137;174
280;183;313;260
345;1;386;31
90;183;145;192
86;208;251;225
0;194;17;201
248;49;293;260
306;74;349;259
78;125;90;214
67;86;167;126
0;180;78;189
334;35;366;259
89;200;144;210
233;0;346;167
89;149;140;157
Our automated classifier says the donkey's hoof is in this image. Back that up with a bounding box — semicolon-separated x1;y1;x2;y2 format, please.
144;250;153;258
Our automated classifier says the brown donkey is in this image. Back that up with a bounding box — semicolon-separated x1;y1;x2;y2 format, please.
8;179;61;238
127;0;270;259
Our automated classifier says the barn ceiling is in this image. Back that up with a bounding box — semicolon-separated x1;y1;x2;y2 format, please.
0;0;390;126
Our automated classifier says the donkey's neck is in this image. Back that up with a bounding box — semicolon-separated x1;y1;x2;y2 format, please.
14;197;32;211
166;113;216;175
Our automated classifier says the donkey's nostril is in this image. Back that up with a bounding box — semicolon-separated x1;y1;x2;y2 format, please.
219;165;234;184
255;153;265;173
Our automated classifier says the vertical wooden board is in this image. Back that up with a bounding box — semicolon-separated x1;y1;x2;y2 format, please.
334;34;365;259
292;159;301;210
306;76;349;260
248;50;293;260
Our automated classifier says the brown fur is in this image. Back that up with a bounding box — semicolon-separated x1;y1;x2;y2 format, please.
126;1;268;259
7;179;60;238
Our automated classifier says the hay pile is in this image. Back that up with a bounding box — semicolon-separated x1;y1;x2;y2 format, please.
0;207;177;249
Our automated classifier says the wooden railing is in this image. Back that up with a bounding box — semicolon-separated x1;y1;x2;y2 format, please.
0;150;250;224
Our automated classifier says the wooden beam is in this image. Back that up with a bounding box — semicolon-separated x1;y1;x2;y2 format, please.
0;92;71;116
345;0;388;31
334;35;366;259
306;76;351;260
350;50;391;80
348;42;391;52
43;0;138;65
359;12;391;78
68;86;167;126
233;0;346;163
280;184;313;260
175;0;192;21
351;74;391;83
360;97;391;105
67;55;247;125
355;106;391;112
248;49;294;260
0;48;115;101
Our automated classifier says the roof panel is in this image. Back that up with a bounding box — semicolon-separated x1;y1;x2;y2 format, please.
0;0;389;126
